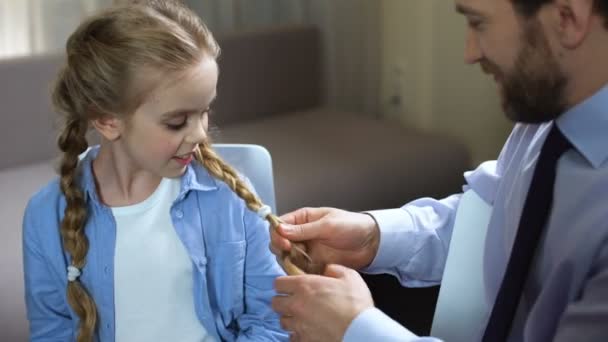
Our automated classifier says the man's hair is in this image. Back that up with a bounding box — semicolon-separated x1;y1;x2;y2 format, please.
511;0;608;28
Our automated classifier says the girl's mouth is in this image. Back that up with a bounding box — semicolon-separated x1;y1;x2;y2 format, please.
173;153;194;166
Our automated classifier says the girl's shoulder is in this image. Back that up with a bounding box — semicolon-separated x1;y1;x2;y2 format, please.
24;177;65;227
22;177;66;249
188;162;266;222
188;162;253;203
26;176;64;216
25;151;95;216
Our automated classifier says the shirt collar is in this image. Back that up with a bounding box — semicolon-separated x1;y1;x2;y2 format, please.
556;83;608;169
78;146;219;204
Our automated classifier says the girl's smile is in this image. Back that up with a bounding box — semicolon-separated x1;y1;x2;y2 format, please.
173;152;194;166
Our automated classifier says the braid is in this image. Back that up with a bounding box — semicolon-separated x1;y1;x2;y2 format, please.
47;0;223;339
55;94;98;341
196;142;323;275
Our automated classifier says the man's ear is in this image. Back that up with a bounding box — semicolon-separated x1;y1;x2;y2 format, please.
554;0;595;49
92;114;123;141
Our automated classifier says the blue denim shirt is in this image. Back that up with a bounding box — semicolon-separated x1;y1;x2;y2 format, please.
22;148;288;341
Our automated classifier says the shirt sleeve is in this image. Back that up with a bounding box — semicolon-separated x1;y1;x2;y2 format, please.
363;161;500;287
22;199;74;341
236;187;289;341
343;308;443;342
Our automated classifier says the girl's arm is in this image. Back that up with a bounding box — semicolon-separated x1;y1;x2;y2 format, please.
236;207;289;341
22;200;73;341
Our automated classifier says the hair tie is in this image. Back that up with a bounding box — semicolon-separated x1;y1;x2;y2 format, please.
67;265;81;282
257;205;272;219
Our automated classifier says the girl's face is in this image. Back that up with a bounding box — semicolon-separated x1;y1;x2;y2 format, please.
119;56;219;179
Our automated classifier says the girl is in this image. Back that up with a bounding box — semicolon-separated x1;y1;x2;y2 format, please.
22;1;293;341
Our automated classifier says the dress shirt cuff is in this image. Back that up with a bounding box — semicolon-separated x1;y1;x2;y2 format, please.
363;208;414;272
343;307;419;341
463;160;499;205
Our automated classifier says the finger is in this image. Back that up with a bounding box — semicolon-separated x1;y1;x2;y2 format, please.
323;264;352;279
280;315;296;332
269;241;286;256
279;207;327;225
274;275;304;294
272;295;293;316
279;207;311;225
278;221;325;242
270;229;292;253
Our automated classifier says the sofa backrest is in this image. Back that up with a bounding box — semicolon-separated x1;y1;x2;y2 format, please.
213;24;323;126
0;24;323;170
0;54;65;170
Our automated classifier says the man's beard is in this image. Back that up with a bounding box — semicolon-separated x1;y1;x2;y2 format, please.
482;19;569;124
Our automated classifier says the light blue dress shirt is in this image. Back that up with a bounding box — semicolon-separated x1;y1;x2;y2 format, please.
345;84;608;341
22;147;288;341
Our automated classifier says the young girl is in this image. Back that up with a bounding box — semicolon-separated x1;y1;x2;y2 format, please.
22;1;292;341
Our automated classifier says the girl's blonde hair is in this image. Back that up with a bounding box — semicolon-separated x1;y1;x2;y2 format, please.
52;1;314;340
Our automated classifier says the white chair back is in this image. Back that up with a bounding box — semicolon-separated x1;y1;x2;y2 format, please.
214;144;277;214
430;190;493;342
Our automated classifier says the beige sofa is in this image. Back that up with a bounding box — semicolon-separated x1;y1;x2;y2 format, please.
0;25;470;340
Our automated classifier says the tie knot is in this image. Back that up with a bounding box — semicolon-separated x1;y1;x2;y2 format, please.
543;124;573;161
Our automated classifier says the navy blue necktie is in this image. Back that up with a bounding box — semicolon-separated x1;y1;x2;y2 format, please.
482;124;572;341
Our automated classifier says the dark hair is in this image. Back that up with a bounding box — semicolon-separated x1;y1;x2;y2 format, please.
511;0;608;28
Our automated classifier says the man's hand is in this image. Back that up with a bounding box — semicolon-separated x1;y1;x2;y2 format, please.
272;264;374;341
271;207;380;270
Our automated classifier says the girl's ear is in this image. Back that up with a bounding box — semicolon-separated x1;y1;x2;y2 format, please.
92;114;123;141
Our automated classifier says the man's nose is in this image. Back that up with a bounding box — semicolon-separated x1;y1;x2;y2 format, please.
464;29;483;64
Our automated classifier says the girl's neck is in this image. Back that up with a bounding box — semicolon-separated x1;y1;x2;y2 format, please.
92;142;162;207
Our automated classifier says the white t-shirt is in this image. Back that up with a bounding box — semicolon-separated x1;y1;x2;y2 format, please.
112;177;214;342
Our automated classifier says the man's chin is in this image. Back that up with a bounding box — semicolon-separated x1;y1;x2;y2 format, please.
498;90;513;120
503;104;562;124
503;107;521;123
502;98;531;123
499;88;556;123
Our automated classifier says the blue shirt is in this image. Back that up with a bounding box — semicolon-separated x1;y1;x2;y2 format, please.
345;84;608;341
22;148;288;341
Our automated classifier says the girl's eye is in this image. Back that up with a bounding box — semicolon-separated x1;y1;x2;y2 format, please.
164;108;211;131
165;120;187;131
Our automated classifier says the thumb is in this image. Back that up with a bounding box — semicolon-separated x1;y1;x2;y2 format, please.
278;221;324;242
323;264;351;279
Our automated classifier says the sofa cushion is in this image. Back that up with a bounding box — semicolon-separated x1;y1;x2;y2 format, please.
216;108;471;213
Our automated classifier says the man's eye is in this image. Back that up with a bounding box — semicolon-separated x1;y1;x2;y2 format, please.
468;19;483;30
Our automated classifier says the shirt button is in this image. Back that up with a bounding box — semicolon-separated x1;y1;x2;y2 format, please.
175;209;184;218
198;257;207;267
106;323;111;329
104;266;109;274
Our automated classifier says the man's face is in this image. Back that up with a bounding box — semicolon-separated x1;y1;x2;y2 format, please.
455;0;568;123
